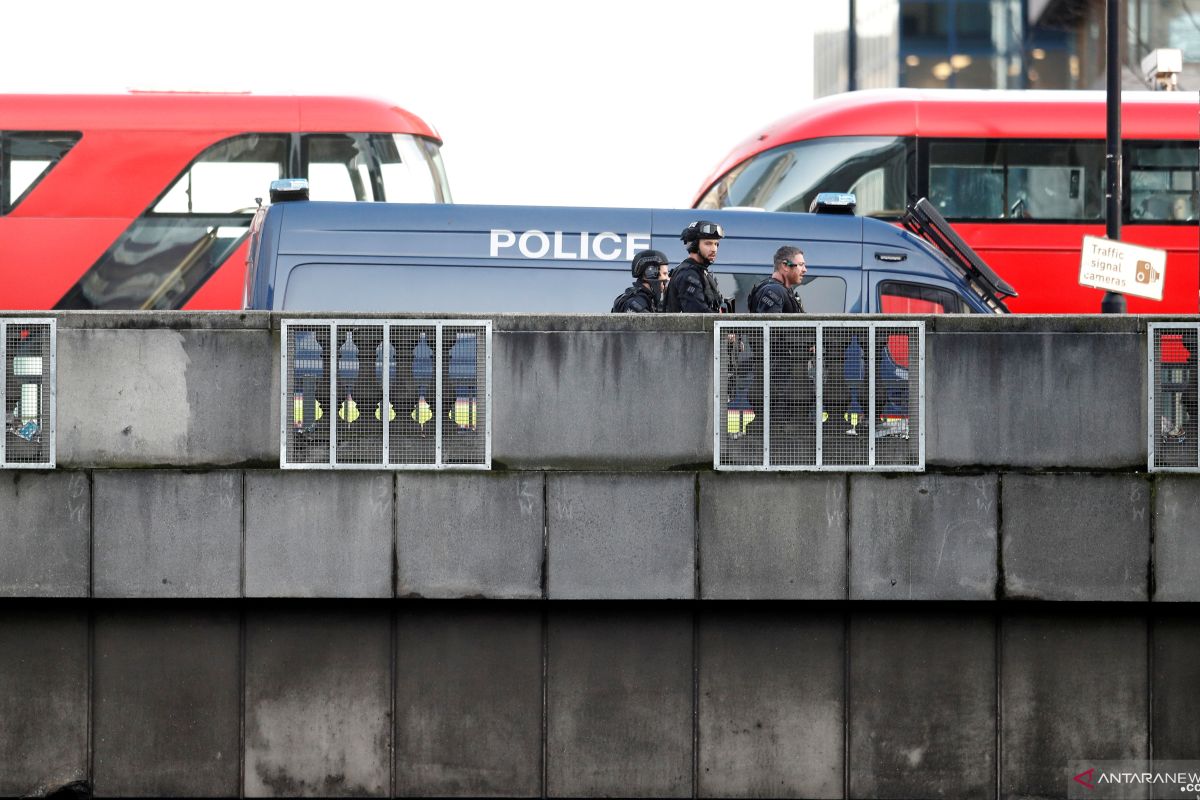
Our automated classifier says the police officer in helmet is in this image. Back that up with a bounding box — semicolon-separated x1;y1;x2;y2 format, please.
612;249;669;312
665;220;725;312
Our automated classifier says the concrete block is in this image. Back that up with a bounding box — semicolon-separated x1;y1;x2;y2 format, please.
1000;613;1147;800
547;473;694;599
0;609;88;796
1152;616;1200;759
849;611;995;799
492;329;711;469
698;610;843;798
547;607;692;797
1003;474;1149;601
0;471;89;597
245;606;391;797
1153;476;1200;601
395;605;543;797
850;474;997;600
927;330;1144;468
245;472;392;598
698;474;846;599
56;325;275;467
93;606;240;797
396;473;543;599
93;470;241;598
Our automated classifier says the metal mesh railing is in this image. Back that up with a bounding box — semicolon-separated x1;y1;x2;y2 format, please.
2;319;56;469
281;320;491;469
1149;323;1199;472
714;321;924;471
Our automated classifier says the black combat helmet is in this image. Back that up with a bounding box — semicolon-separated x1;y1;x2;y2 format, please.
631;249;669;280
680;220;725;253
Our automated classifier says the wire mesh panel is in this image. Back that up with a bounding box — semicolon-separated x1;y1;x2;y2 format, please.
281;319;491;469
873;324;924;468
283;322;333;466
440;323;491;466
715;325;765;468
332;323;385;466
2;319;56;468
714;320;924;471
1149;323;1199;471
388;323;439;467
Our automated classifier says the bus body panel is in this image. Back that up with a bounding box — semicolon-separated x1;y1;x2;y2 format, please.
693;89;1200;313
0;93;447;311
246;201;998;315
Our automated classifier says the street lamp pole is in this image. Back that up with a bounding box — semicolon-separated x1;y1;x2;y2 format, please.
1102;0;1127;313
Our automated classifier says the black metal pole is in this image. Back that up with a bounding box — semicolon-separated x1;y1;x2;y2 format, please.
1102;0;1126;313
848;0;857;92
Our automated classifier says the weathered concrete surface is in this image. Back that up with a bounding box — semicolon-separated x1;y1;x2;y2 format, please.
396;473;543;599
0;609;88;796
926;327;1144;468
0;471;89;597
93;470;241;598
395;605;543;797
492;328;712;469
92;606;240;797
850;474;998;600
1152;615;1200;759
849;611;995;799
56;322;275;467
1153;476;1200;601
547;607;692;797
698;474;846;599
547;473;694;599
1003;474;1150;601
698;610;843;798
244;606;391;797
1000;613;1148;800
245;472;393;597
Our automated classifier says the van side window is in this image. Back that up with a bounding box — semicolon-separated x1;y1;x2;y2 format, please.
1;131;81;214
880;281;964;313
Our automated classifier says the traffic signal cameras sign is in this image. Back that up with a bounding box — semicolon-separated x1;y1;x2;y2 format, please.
1079;235;1166;301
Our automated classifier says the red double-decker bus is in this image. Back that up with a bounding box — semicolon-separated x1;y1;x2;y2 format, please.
0;92;451;310
694;89;1200;313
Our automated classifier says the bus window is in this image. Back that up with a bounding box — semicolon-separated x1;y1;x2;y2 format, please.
58;133;288;310
1;132;80;214
696;137;909;218
304;134;375;202
154;134;287;213
374;134;449;203
926;140;1104;221
879;281;965;313
1128;141;1199;223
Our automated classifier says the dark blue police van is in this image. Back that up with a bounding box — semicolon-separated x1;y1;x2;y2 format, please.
242;182;1014;314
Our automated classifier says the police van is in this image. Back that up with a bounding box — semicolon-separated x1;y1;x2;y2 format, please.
242;181;1014;314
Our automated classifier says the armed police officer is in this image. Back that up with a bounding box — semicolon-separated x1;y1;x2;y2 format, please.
611;249;669;312
665;220;725;312
748;246;807;313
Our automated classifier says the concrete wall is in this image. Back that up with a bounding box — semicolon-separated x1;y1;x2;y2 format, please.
1;312;1194;799
2;603;1195;799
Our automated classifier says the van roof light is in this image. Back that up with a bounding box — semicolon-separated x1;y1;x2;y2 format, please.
270;178;309;203
810;192;857;215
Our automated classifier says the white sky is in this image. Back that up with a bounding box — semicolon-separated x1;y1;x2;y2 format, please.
2;0;814;208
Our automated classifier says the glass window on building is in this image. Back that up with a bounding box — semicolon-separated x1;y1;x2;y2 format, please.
1;132;81;214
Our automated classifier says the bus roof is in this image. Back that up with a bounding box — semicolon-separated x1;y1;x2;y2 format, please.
697;88;1200;204
0;92;441;142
